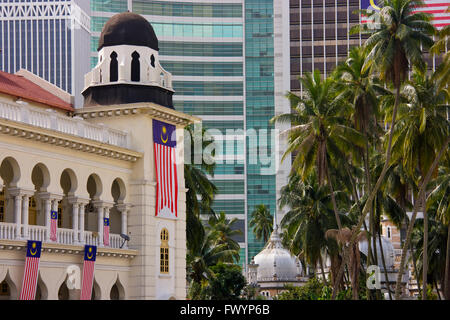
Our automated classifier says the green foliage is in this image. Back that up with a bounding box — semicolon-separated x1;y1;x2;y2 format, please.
189;263;247;300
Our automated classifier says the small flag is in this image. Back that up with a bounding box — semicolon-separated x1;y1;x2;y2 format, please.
153;119;178;218
50;210;58;242
103;218;110;246
80;245;97;300
20;240;42;300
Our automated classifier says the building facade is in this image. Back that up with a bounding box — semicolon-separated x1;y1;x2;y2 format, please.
90;0;291;265
0;0;92;108
0;12;196;299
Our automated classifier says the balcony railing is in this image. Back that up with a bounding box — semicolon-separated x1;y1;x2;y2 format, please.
0;101;129;148
0;222;125;249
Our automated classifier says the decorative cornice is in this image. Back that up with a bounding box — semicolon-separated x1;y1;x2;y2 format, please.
0;240;137;259
0;118;142;163
74;102;201;127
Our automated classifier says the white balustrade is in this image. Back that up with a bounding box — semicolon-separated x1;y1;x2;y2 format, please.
0;222;122;249
0;101;129;148
57;228;74;245
110;234;123;249
28;225;47;242
0;222;18;240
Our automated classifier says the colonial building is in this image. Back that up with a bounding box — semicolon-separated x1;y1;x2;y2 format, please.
0;12;197;300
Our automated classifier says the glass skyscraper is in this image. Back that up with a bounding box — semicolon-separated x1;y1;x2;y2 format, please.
90;0;290;264
0;0;91;107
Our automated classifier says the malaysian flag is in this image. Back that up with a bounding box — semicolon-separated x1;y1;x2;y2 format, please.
361;0;450;29
19;240;42;300
103;217;110;246
80;245;97;300
153;119;178;218
50;210;58;242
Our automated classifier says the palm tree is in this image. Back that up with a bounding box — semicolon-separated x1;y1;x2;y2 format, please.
249;204;273;244
427;159;450;299
187;227;240;286
332;0;435;299
387;67;449;298
325;227;366;300
430;24;450;90
272;70;365;230
207;211;242;259
334;46;387;276
279;173;349;288
184;124;218;251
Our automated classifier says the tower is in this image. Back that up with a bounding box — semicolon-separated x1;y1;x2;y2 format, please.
79;12;197;299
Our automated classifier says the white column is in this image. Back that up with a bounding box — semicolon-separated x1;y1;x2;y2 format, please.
97;205;104;246
78;203;85;244
104;206;110;246
121;208;128;237
43;198;51;241
51;199;58;241
72;203;79;244
14;195;22;239
21;194;30;239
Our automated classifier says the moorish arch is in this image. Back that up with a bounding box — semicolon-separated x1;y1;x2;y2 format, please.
86;174;103;233
110;178;126;234
35;274;49;300
0;270;18;300
31;163;51;226
0;157;21;223
109;274;125;300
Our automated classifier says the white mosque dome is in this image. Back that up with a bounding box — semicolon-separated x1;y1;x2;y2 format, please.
359;236;395;270
253;226;302;282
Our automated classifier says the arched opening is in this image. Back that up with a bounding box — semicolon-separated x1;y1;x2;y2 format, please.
160;228;169;274
150;54;155;67
110;178;126;235
59;169;78;230
35;276;48;300
0;280;10;300
0;157;21;224
58;281;69;300
86;174;103;235
31;164;51;226
109;278;125;300
131;51;140;82
0;271;17;300
91;279;101;300
110;51;118;82
160;72;165;86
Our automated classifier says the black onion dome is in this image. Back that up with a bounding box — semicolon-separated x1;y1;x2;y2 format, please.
97;12;159;51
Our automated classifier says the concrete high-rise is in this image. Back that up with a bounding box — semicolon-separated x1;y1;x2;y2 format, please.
0;0;91;108
90;0;291;265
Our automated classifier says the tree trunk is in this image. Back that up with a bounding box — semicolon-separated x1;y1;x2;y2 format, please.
332;84;402;300
394;136;450;299
326;160;342;230
444;223;450;299
422;191;429;300
378;229;393;300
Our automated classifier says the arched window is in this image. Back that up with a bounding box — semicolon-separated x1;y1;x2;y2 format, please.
160;73;165;86
387;227;391;239
131;51;140;82
110;51;118;82
150;54;155;68
160;229;169;274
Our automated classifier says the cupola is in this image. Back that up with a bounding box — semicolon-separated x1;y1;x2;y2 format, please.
82;12;173;108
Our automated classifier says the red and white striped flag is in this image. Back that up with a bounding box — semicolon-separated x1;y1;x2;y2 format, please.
19;240;42;300
103;218;110;246
153;119;178;218
50;210;58;242
80;245;97;300
361;0;450;29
